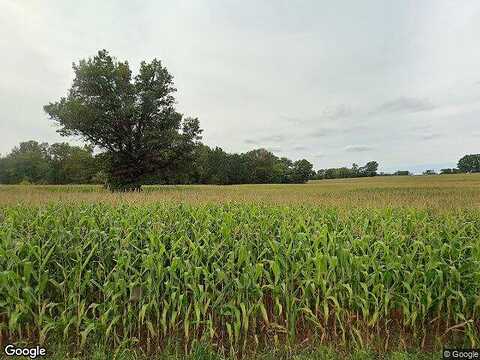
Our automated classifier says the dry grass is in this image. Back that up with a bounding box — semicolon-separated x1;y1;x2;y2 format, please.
1;174;480;209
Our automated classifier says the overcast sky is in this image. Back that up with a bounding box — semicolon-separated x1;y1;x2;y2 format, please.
1;0;480;173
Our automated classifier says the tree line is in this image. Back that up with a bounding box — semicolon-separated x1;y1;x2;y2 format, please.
0;141;97;185
2;139;479;186
0;141;315;185
404;155;480;176
311;161;379;180
157;145;315;185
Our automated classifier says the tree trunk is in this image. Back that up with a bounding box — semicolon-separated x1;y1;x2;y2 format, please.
105;155;144;192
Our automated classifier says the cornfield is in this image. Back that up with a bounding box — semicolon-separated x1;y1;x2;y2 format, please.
1;201;479;357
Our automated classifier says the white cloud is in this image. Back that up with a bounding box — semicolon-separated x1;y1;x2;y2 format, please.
344;145;374;152
372;97;436;114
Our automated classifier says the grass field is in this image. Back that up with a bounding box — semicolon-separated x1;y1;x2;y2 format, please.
1;174;480;209
1;174;479;359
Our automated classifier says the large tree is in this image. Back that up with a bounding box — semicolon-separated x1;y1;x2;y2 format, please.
359;161;378;177
457;154;480;173
44;50;202;191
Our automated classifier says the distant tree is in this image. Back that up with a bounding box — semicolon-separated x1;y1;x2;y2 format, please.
244;149;278;184
351;163;359;177
44;50;202;191
0;158;6;184
0;141;100;185
440;168;460;175
289;159;314;183
335;167;353;179
311;161;380;180
393;170;411;176
358;161;378;177
48;143;96;184
188;144;212;184
206;147;231;184
423;169;437;175
457;154;480;173
48;143;71;184
0;141;51;184
227;153;249;184
324;168;336;179
272;157;293;183
313;169;326;180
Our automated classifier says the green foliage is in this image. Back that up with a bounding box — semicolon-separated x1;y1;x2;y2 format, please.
0;141;97;185
313;161;379;180
393;170;411;176
0;140;50;184
171;145;314;185
0;141;313;185
457;154;480;173
359;161;379;177
289;159;314;183
48;142;97;184
440;168;461;175
1;203;479;356
43;50;202;191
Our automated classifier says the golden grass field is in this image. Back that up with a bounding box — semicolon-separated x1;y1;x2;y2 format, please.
1;173;480;209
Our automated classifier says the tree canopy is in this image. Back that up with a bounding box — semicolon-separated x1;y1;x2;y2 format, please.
457;154;480;173
312;161;379;180
0;141;97;184
44;50;202;191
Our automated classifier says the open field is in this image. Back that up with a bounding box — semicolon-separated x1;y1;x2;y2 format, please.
1;173;480;209
1;174;480;359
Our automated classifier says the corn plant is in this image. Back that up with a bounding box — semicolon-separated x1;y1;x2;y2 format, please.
0;203;479;356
